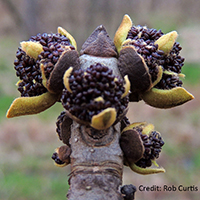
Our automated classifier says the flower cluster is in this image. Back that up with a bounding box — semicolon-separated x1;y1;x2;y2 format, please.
127;26;184;90
135;130;164;168
6;14;194;177
14;47;47;97
14;33;74;97
62;63;129;126
115;15;193;108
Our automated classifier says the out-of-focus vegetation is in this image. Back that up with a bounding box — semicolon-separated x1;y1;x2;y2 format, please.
0;0;199;199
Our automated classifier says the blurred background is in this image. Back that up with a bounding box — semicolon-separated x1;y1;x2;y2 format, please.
0;0;199;199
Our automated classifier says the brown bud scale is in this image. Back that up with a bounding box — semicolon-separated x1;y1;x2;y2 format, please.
56;111;67;141
56;111;73;145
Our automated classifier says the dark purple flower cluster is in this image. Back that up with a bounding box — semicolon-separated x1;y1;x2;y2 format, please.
135;128;164;168
127;26;184;89
14;33;73;97
62;63;129;122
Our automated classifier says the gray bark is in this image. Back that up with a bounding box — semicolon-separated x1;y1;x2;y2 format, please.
67;122;124;200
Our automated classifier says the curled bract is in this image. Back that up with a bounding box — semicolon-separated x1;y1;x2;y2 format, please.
114;14;132;53
129;163;165;175
58;26;77;50
142;87;194;108
20;41;43;60
6;92;59;118
155;31;178;55
91;108;117;130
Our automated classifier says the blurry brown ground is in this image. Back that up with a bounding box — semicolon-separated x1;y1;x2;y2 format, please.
0;0;200;199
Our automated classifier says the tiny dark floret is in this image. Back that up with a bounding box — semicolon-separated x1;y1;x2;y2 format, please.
51;152;65;165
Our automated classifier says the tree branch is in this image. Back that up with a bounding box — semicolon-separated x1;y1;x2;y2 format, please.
67;121;124;199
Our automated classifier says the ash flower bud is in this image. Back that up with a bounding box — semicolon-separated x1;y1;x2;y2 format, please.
121;122;165;175
14;47;47;97
155;31;178;55
7;28;80;118
62;63;129;130
52;145;71;167
14;31;78;97
115;14;194;108
135;129;164;168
